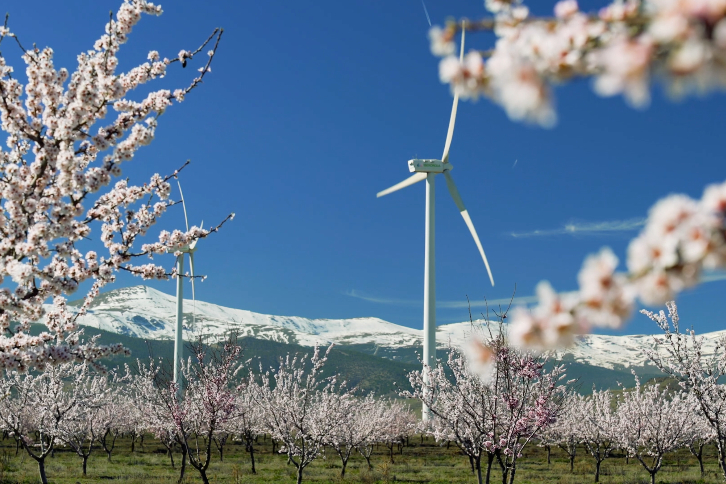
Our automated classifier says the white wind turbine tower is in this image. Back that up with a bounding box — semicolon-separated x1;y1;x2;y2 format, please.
173;180;202;399
377;25;494;420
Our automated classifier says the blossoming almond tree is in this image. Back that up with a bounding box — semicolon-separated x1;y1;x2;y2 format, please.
429;1;726;350
127;336;243;484
685;409;715;478
486;336;567;484
615;373;699;484
224;384;262;474
0;0;230;371
378;400;418;464
55;370;116;477
579;388;619;483
352;397;398;471
96;393;132;462
176;338;243;484
325;392;378;478
403;347;497;484
251;345;356;484
538;392;581;473
125;357;191;483
0;362;101;484
405;322;568;484
643;301;726;480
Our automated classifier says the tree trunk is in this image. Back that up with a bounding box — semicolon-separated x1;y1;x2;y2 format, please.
248;443;256;474
508;461;517;484
485;453;494;484
341;457;348;478
364;454;372;470
595;459;601;483
168;446;175;469
102;429;118;462
546;445;551;465
475;455;483;484
296;465;304;484
199;468;210;484
177;444;187;484
469;455;476;473
570;454;575;473
82;454;88;476
650;470;656;484
690;443;705;477
37;457;48;484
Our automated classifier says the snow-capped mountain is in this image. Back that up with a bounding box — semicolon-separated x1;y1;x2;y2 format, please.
68;285;724;371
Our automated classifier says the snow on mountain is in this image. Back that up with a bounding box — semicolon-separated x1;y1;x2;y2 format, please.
69;285;725;371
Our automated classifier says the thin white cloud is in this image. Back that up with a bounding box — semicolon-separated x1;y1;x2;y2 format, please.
510;217;646;238
702;271;726;283
439;295;539;309
344;289;537;309
421;0;432;26
348;272;726;311
344;290;419;307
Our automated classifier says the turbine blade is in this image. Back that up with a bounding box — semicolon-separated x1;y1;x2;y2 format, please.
376;172;427;198
189;252;196;302
177;180;190;232
441;26;465;164
460;24;466;62
189;251;196;330
444;172;494;286
441;97;459;164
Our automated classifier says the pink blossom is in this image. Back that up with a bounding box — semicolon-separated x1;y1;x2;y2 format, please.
555;0;579;19
428;26;456;56
592;35;653;107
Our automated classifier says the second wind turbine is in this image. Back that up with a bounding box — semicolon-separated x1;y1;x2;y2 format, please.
377;26;495;420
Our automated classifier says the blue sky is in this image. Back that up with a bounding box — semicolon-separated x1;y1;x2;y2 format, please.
6;0;726;336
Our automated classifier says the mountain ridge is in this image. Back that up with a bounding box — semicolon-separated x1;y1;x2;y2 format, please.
63;285;724;372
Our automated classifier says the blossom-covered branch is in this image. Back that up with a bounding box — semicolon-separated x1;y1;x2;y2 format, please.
507;178;726;350
431;0;726;127
0;0;230;370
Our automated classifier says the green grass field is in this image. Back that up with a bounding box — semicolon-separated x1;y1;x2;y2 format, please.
0;434;722;484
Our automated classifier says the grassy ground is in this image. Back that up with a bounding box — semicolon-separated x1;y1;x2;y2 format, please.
0;435;722;484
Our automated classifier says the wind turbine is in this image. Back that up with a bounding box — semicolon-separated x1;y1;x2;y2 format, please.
173;180;201;399
376;25;494;420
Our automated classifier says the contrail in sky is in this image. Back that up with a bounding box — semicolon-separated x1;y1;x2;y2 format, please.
509;217;646;238
421;0;432;26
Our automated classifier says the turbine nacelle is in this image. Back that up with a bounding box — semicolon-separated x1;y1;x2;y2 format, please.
408;159;453;174
176;237;199;254
376;22;494;288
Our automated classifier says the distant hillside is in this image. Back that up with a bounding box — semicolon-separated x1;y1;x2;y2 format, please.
40;284;706;392
36;323;415;397
29;322;661;396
